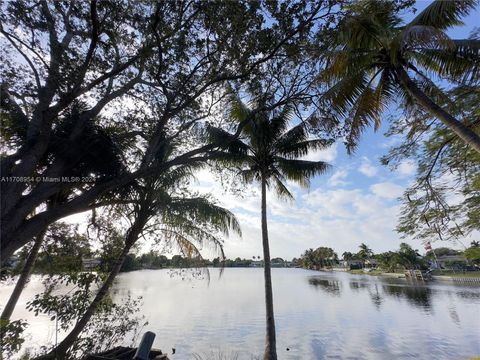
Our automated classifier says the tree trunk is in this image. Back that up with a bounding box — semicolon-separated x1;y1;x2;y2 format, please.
261;175;277;360
1;231;46;322
395;66;480;154
36;224;142;360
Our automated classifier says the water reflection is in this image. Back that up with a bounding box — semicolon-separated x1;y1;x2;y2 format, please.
448;305;461;326
308;277;341;296
456;289;480;300
3;269;480;360
368;284;384;310
308;275;437;310
381;283;433;311
349;280;370;291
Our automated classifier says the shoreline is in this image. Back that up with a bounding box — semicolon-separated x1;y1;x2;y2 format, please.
324;267;480;283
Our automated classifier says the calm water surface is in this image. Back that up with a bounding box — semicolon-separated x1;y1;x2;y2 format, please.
2;268;480;359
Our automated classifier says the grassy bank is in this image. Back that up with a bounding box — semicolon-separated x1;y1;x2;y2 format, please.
348;269;384;276
432;271;480;278
348;268;480;279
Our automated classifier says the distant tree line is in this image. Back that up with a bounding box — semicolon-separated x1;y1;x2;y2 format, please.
119;254;260;271
299;247;338;269
299;241;480;272
13;241;270;273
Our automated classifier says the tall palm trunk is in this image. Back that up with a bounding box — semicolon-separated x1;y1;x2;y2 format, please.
1;231;46;322
395;66;480;153
37;224;142;360
261;174;277;360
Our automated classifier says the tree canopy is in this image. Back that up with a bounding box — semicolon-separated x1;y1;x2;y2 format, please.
0;0;342;265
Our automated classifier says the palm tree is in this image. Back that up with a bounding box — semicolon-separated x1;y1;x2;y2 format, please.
209;92;331;360
357;243;373;267
317;0;480;153
397;242;423;269
301;248;317;269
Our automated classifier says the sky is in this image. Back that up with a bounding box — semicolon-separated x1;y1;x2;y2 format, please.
188;1;480;261
59;1;479;261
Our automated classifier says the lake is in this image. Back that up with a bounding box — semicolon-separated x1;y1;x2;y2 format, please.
2;268;480;359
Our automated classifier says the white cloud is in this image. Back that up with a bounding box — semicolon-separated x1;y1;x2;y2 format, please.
301;142;338;163
396;160;416;177
370;182;404;199
223;185;410;260
328;169;349;187
177;153;427;261
358;157;378;177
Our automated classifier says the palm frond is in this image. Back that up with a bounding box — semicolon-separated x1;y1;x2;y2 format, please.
270;105;294;140
320;70;370;120
274;122;309;152
338;11;386;50
411;39;480;81
206;125;250;154
407;0;477;30
372;68;398;127
276;138;333;159
272;175;294;200
237;168;260;184
226;88;251;123
345;84;383;153
338;66;387;153
208;150;253;168
153;163;198;189
168;197;242;237
160;224;225;263
401;25;453;50
322;50;376;83
275;157;330;188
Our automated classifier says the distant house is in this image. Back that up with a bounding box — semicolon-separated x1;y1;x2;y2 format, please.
364;259;377;268
250;260;264;267
82;258;101;271
435;255;467;269
271;258;285;267
342;260;363;270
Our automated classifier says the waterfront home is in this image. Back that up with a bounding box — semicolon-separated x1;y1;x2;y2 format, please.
364;259;377;268
435;255;468;269
342;260;363;270
250;260;263;267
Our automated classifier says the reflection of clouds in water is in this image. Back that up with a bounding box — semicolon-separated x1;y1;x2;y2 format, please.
3;269;480;360
309;337;327;359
